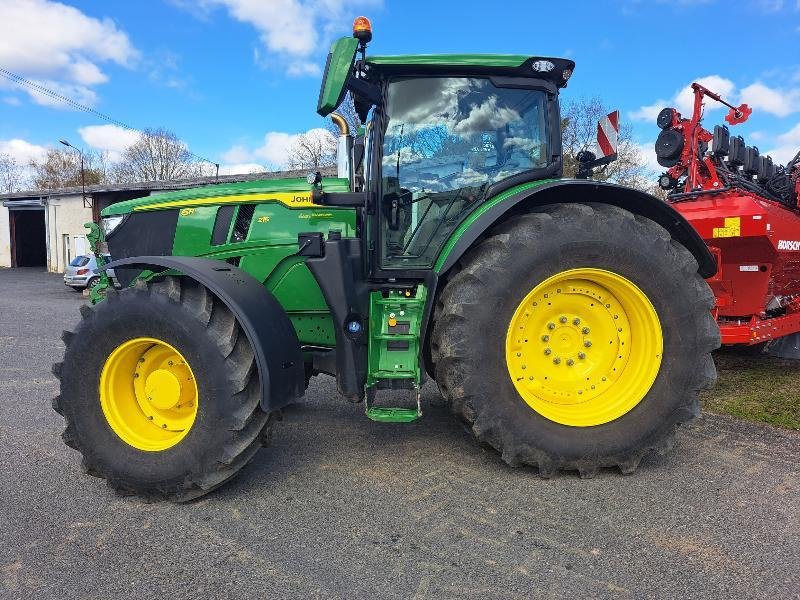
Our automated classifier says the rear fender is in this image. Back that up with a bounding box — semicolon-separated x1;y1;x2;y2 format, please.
102;256;305;412
436;179;717;278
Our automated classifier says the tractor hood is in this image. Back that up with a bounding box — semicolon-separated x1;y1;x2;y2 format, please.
101;177;351;216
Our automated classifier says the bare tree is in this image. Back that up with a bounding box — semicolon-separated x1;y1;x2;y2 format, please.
0;153;25;193
112;127;201;183
287;129;337;170
29;148;104;190
561;96;651;190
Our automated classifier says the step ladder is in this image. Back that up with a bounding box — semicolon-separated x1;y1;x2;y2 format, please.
365;286;427;423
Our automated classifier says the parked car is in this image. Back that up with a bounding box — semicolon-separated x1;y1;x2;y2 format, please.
63;254;115;291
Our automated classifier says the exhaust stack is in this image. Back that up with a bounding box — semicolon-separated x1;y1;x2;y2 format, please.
330;112;353;185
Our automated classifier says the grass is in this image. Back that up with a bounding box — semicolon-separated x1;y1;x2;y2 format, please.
701;349;800;430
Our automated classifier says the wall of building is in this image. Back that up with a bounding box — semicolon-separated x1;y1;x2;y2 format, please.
45;194;93;273
0;205;10;268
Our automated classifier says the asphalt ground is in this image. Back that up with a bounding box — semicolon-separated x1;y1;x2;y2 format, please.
0;267;798;599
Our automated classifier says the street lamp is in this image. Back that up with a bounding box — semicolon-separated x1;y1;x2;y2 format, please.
59;139;88;209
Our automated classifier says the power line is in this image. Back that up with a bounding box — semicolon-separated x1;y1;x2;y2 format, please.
0;67;219;171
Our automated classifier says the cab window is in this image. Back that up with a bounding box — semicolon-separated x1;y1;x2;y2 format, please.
380;76;549;268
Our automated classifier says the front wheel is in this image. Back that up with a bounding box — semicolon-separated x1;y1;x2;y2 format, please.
52;276;273;501
431;204;719;477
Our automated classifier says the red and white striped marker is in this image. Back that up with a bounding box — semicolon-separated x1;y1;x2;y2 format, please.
596;110;619;159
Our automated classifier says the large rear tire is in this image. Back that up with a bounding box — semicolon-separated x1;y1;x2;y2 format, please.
431;204;719;477
52;276;273;501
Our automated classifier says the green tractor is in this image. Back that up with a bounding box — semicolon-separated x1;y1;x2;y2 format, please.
53;18;719;500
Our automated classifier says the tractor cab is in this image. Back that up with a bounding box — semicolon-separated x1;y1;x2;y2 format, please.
317;17;574;276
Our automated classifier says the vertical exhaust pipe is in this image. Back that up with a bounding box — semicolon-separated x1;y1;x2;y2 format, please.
330;113;353;186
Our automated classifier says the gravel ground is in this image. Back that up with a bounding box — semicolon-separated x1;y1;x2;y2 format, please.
1;267;798;599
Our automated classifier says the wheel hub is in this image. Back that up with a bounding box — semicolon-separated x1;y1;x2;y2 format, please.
506;268;662;427
100;337;198;451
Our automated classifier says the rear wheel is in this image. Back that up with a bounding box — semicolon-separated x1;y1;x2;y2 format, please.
431;204;719;476
52;276;273;501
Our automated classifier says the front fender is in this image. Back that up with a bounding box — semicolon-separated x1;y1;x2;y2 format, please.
102;256;305;412
435;179;717;278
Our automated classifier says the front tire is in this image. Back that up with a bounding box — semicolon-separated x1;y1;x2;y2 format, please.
52;276;273;501
431;204;719;477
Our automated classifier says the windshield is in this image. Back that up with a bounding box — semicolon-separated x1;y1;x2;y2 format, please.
69;256;90;267
380;77;549;268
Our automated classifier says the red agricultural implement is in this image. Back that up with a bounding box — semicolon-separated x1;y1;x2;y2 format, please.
654;83;800;357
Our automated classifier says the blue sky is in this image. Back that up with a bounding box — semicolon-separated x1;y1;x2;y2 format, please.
1;0;799;178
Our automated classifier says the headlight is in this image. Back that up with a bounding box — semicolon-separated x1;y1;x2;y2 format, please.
101;215;125;236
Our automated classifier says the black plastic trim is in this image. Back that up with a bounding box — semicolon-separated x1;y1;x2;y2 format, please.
105;209;179;287
306;238;370;400
101;256;305;412
212;205;235;245
320;191;372;207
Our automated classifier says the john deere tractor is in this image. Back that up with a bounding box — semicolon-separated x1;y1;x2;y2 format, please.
53;18;719;500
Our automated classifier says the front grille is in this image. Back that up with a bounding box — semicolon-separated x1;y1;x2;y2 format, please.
231;204;256;242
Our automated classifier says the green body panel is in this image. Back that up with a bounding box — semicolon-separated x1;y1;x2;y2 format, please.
434;180;556;272
367;54;531;68
367;286;427;386
101;177;351;216
317;37;359;117
104;177;357;347
188;202;356;346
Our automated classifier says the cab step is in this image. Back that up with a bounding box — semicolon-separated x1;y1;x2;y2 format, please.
366;407;420;423
364;384;421;423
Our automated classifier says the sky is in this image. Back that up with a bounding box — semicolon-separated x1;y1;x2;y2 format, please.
0;0;799;179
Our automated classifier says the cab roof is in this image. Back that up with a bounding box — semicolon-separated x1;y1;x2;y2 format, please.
365;54;575;86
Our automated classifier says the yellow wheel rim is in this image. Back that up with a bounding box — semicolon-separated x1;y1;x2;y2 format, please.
505;268;662;427
99;337;198;451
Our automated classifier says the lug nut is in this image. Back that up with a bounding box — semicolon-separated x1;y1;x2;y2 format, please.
584;340;592;348
578;352;586;359
541;335;550;342
516;352;521;357
573;318;581;325
547;322;556;330
582;327;590;334
559;316;568;323
544;348;552;356
553;357;561;365
566;359;575;366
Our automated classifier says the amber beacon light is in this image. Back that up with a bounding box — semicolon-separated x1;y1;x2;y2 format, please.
352;16;372;44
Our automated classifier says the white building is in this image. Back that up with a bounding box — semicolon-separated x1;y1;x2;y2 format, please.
0;170;315;272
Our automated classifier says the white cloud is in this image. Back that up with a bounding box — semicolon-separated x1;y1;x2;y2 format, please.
78;124;141;161
0;138;48;164
182;0;380;76
221;132;298;168
287;61;322;77
0;0;138;107
3;96;21;106
628;100;670;123
255;132;301;166
766;122;800;164
220;128;335;169
631;75;800;122
740;82;800;118
629;75;733;122
17;79;98;109
633;141;663;175
217;162;267;176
